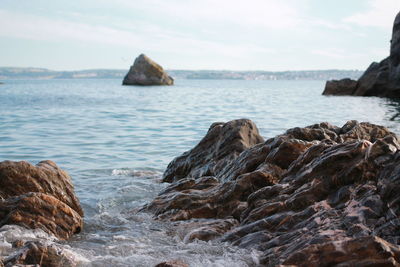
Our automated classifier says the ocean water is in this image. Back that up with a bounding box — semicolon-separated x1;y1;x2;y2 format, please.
1;78;400;266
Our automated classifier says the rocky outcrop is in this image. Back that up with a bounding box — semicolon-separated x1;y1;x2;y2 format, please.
323;11;400;97
0;160;83;240
144;119;400;266
122;54;174;86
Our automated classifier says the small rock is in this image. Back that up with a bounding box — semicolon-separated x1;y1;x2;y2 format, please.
122;54;173;86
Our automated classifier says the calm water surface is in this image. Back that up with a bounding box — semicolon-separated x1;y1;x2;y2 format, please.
1;79;400;266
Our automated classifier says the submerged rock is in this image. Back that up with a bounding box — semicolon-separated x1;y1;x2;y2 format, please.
0;160;83;240
4;241;79;267
155;260;189;267
323;11;400;97
144;118;400;266
122;54;174;86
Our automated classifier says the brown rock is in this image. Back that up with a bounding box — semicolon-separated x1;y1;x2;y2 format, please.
283;236;400;267
145;119;400;266
0;160;83;240
0;192;83;240
322;78;357;95
122;54;173;86
0;160;83;216
4;241;78;267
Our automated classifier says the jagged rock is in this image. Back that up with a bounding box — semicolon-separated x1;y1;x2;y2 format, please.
0;160;83;240
4;241;78;267
322;78;357;95
122;54;174;86
162;119;264;183
323;11;400;97
145;119;400;266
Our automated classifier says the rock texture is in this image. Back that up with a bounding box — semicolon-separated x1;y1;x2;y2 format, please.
144;119;400;266
162;119;265;183
0;160;83;240
323;11;400;97
122;54;174;86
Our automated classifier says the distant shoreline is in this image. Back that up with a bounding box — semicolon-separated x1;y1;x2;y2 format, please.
0;67;363;81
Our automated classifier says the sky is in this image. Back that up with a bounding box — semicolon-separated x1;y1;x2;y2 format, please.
0;0;399;71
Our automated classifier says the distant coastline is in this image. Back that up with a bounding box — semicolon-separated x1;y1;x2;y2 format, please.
0;67;362;81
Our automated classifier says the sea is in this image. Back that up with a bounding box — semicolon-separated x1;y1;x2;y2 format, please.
1;78;400;266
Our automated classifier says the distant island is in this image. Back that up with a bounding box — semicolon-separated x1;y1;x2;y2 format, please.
0;67;362;81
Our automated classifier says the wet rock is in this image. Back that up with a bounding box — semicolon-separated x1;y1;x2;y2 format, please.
0;160;83;240
122;54;173;86
322;78;357;95
283;236;400;267
0;192;83;240
170;218;238;242
162;119;264;183
155;260;189;267
146;119;400;266
4;241;78;267
323;11;400;97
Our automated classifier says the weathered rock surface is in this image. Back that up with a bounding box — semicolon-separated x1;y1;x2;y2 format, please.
144;119;400;266
323;11;400;97
322;78;357;95
0;160;83;240
122;54;174;86
4;241;78;267
162;119;264;183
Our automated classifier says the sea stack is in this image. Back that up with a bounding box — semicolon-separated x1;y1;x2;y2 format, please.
323;11;400;97
122;54;174;86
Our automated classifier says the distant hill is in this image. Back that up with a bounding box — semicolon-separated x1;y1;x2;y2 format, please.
0;67;363;81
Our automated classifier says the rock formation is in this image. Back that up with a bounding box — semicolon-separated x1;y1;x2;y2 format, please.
122;54;174;86
323;11;400;97
144;118;400;266
0;160;83;240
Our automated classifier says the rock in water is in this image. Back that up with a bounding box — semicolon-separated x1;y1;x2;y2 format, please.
144;119;400;266
0;160;83;240
122;54;174;86
323;11;400;97
322;78;357;95
162;119;264;183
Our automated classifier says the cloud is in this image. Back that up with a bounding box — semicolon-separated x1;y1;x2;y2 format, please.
344;0;400;28
113;0;305;30
0;9;274;65
0;9;145;46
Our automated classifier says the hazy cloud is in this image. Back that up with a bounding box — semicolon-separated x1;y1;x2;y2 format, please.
344;0;400;28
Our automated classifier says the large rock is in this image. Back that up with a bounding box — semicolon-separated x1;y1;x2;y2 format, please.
322;78;357;95
122;54;174;86
144;119;400;266
323;11;400;97
0;160;83;240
